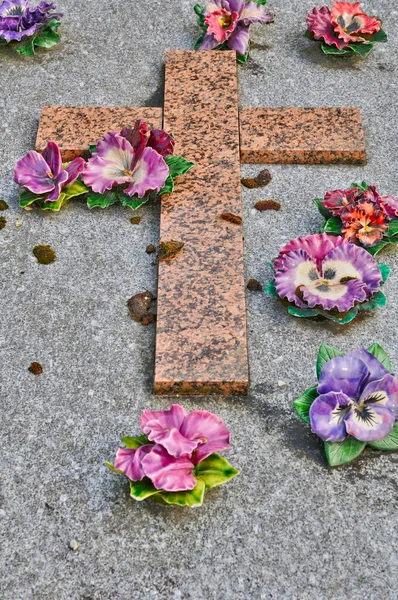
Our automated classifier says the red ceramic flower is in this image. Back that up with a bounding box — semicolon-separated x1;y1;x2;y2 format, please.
331;2;381;45
342;201;388;247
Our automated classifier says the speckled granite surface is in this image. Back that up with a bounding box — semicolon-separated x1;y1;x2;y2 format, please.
155;50;248;395
35;106;162;161
240;106;366;164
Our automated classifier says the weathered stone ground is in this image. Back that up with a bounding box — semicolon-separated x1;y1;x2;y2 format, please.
1;1;398;598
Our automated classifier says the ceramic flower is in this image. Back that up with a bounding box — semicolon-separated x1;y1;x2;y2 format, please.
83;120;194;210
194;0;274;62
306;2;387;57
106;404;239;507
294;343;398;466
15;142;87;211
315;182;398;255
265;232;389;324
0;0;62;55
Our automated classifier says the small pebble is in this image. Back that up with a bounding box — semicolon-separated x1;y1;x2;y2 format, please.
68;539;80;552
130;216;141;225
278;380;287;388
247;278;263;292
15;221;22;227
146;244;156;254
0;199;8;211
28;362;43;375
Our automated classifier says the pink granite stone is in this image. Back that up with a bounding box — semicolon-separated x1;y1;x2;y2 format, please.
35;106;163;161
239;107;366;164
155;50;248;395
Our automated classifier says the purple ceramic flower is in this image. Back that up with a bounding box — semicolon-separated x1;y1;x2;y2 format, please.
310;349;398;442
82;125;169;198
273;233;382;312
14;141;85;202
0;0;62;43
112;404;232;492
198;0;274;56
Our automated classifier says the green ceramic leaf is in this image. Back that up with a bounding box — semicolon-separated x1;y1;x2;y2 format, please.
378;264;391;284
194;453;239;490
63;179;88;200
121;435;150;449
316;344;345;379
350;181;369;190
386;221;398;237
236;43;250;64
34;25;60;48
87;189;119;209
313;198;332;219
120;192;150;211
294;386;318;424
105;461;123;474
15;36;36;56
321;42;352;55
325;437;366;467
159;175;174;196
358;291;386;312
89;144;97;155
19;188;45;207
0;38;7;46
367;239;389;256
367;343;392;370
129;478;159;501
348;43;374;57
194;4;205;16
368;423;398;451
322;306;359;324
194;29;207;50
164;155;195;178
370;29;388;43
38;193;68;211
159;479;205;507
251;0;268;5
287;305;319;318
264;280;277;297
324;216;342;235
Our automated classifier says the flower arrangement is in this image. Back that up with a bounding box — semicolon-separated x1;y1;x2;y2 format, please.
265;233;390;324
0;0;62;56
106;404;239;507
294;344;398;466
315;182;398;256
194;0;274;63
14;120;194;212
305;1;387;57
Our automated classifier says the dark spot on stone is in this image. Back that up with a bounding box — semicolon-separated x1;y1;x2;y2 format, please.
255;200;281;212
220;212;242;225
45;502;54;511
146;244;156;254
33;245;56;264
130;216;141;225
0;199;9;211
241;169;272;189
0;216;6;229
127;291;156;325
28;362;43;375
247;278;263;291
158;240;184;262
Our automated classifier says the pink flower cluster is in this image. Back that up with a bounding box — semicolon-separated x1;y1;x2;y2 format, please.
322;185;398;247
114;405;231;492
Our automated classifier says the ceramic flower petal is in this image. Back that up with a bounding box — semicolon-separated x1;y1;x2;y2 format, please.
309;391;351;442
198;32;221;50
141;404;187;434
114;444;153;481
227;24;250;55
240;2;274;24
342;202;388;248
205;8;239;43
360;374;398;418
147;129;175;157
346;349;389;382
323;189;356;215
344;403;394;442
124;147;169;198
120;119;149;164
141;444;196;491
180;410;231;464
140;404;198;457
306;6;347;49
301;277;367;312
274;248;315;308
318;355;370;399
331;1;381;45
380;195;398;218
45;169;69;201
273;233;347;273
227;0;245;13
83;132;135;193
41;141;62;177
64;157;86;186
14;150;55;194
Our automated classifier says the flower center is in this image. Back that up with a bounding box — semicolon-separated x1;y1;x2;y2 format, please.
342;199;348;206
124;169;133;176
218;14;233;28
198;437;207;444
46;171;53;179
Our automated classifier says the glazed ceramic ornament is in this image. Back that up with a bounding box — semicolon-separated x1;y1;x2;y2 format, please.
0;0;63;55
194;0;274;63
265;233;390;324
106;404;239;507
294;344;398;466
306;1;387;57
315;182;398;256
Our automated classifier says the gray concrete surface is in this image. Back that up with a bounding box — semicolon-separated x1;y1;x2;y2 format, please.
1;1;398;598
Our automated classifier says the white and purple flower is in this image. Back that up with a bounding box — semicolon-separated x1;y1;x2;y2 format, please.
14;141;85;202
310;349;398;443
271;233;382;314
0;0;62;44
82;122;170;199
194;0;274;60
